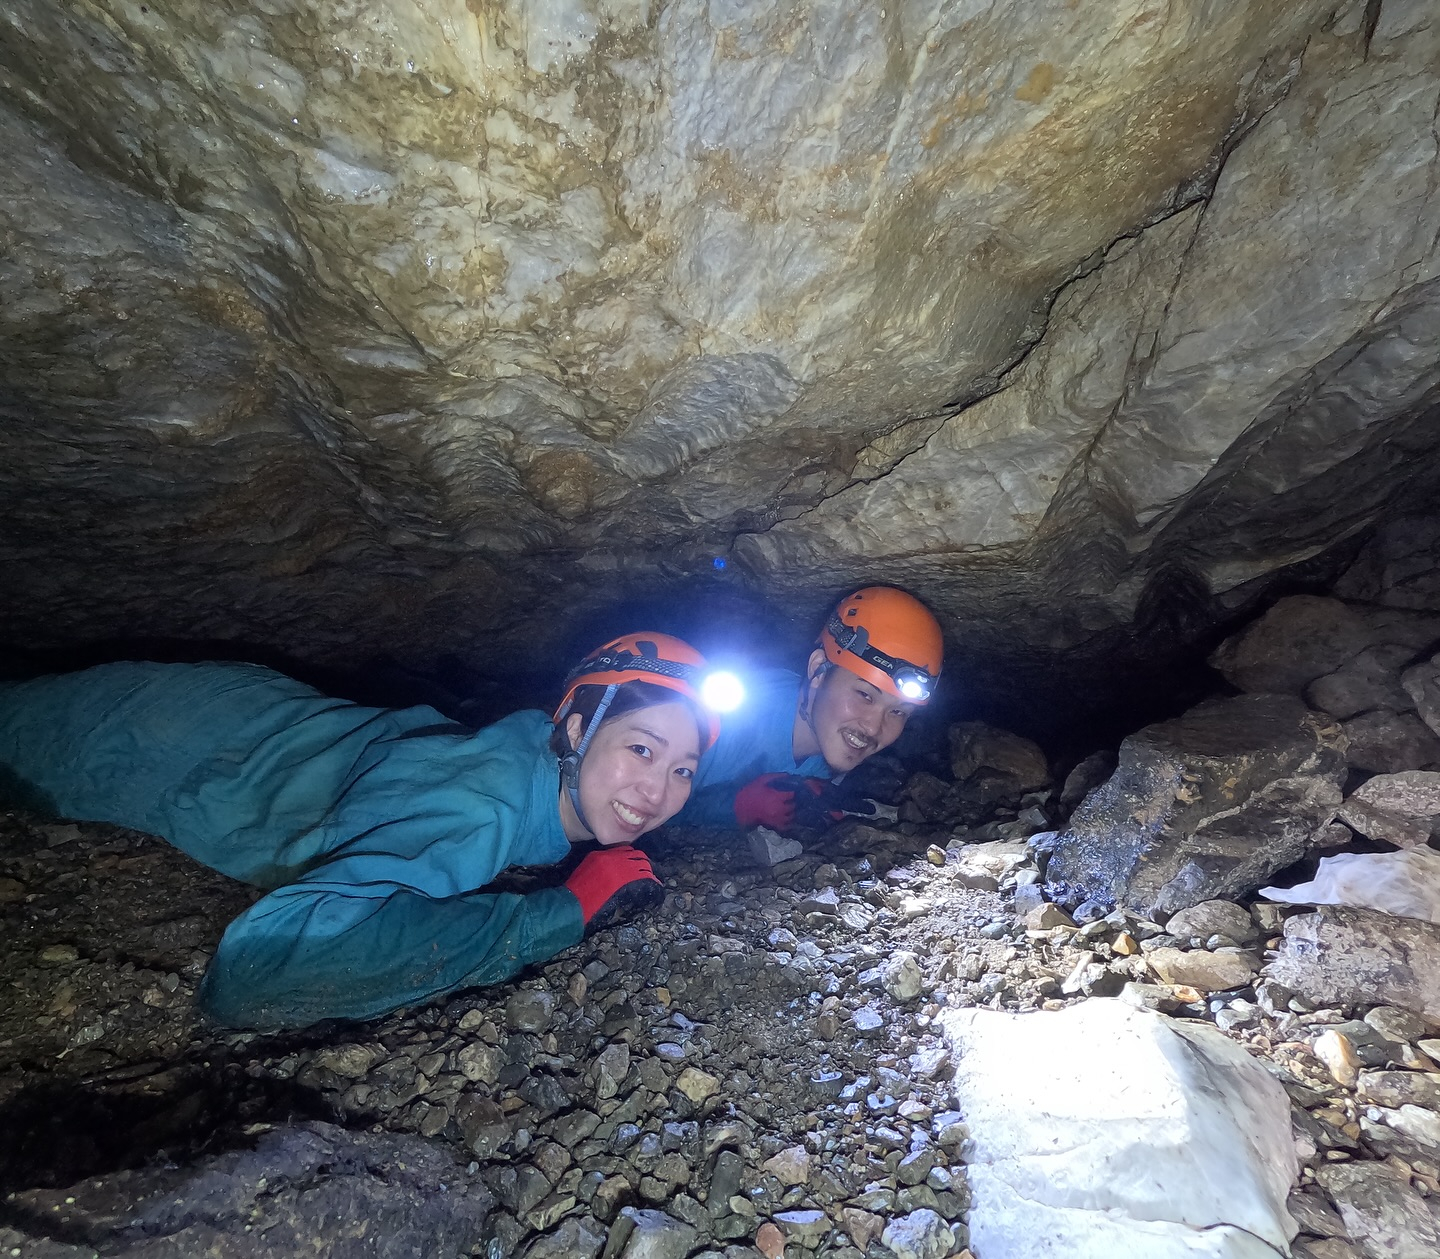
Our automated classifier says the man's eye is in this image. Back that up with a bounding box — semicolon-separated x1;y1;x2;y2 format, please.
857;689;872;702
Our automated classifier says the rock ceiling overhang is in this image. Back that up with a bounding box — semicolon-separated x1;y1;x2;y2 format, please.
1;1;1438;720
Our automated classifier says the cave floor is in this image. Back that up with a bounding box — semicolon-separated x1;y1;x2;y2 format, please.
0;806;1421;1258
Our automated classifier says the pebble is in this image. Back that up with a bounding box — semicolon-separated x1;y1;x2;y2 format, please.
852;1006;885;1037
675;1067;720;1104
881;1208;954;1259
761;1146;810;1186
39;944;79;965
755;1220;785;1259
1314;1030;1362;1088
773;1208;829;1246
456;1043;504;1085
312;1044;379;1079
506;989;555;1033
882;952;924;1001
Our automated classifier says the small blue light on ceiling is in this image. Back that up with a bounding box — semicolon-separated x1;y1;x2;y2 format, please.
712;556;727;570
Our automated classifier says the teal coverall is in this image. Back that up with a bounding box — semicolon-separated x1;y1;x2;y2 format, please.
673;667;831;826
0;662;584;1030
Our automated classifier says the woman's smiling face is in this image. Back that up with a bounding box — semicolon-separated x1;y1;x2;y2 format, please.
564;700;702;844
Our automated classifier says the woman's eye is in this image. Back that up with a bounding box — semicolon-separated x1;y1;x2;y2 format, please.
629;744;652;759
674;766;694;781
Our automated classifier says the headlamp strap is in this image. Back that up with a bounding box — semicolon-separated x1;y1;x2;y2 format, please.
826;614;932;691
561;682;618;838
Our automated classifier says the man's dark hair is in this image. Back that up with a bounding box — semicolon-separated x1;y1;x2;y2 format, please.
550;680;705;759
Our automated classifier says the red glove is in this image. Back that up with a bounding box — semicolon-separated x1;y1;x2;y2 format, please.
565;846;663;928
733;773;831;832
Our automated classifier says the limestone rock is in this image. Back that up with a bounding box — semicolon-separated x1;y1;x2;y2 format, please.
943;1001;1298;1259
1162;900;1257;945
5;1121;496;1257
675;1067;721;1104
760;1146;810;1187
1314;1163;1440;1259
2;2;1440;726
1306;645;1420;719
882;951;925;1002
1342;709;1440;775
521;1215;607;1259
880;1209;953;1259
1402;654;1440;737
1267;905;1440;1020
1144;948;1256;994
949;723;1051;808
1349;770;1440;832
612;1208;698;1259
1039;694;1347;919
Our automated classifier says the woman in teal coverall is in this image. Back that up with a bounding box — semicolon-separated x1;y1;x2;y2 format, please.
0;633;720;1031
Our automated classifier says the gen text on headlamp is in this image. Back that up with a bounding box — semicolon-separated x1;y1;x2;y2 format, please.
700;670;745;713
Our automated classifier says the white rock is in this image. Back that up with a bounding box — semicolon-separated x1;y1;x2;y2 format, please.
942;999;1298;1259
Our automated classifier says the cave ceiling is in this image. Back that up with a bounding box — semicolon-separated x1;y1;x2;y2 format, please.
1;0;1438;717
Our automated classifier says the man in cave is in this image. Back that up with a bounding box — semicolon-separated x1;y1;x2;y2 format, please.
675;585;944;833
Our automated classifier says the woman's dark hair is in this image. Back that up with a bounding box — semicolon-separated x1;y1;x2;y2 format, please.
550;681;706;758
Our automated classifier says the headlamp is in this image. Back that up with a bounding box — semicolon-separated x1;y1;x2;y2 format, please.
892;668;932;703
825;614;934;703
700;670;745;713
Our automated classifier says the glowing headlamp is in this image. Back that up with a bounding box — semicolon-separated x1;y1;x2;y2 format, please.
891;668;932;703
700;670;746;713
825;614;935;703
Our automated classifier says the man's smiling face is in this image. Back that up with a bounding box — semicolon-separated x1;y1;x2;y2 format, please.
803;650;917;774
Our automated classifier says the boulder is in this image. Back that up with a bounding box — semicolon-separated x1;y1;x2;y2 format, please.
942;1001;1298;1259
1304;644;1418;719
1402;654;1440;737
1209;597;1439;695
1336;770;1440;846
2;1122;496;1257
1144;948;1256;993
1163;899;1258;945
1341;708;1440;774
948;723;1051;809
1313;1163;1440;1259
1039;694;1346;919
1266;905;1440;1020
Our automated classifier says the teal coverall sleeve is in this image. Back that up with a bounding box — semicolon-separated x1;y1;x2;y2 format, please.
672;667;831;828
0;663;588;1030
199;880;583;1031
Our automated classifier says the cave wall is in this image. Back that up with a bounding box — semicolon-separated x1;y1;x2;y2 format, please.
1;0;1437;717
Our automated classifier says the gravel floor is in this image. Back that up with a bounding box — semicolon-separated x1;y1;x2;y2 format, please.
2;800;1438;1258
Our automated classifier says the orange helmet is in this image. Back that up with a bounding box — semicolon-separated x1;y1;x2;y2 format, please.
555;631;721;749
820;587;943;704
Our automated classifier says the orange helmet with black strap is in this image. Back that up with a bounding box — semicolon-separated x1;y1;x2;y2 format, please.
820;587;943;704
554;632;735;837
554;632;721;748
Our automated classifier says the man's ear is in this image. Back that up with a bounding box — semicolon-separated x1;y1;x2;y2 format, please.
805;648;829;685
565;712;586;751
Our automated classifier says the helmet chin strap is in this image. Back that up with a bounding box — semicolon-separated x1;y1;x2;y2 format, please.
560;683;618;838
798;661;832;746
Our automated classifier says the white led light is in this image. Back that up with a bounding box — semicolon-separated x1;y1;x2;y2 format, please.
700;670;745;713
897;676;926;700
